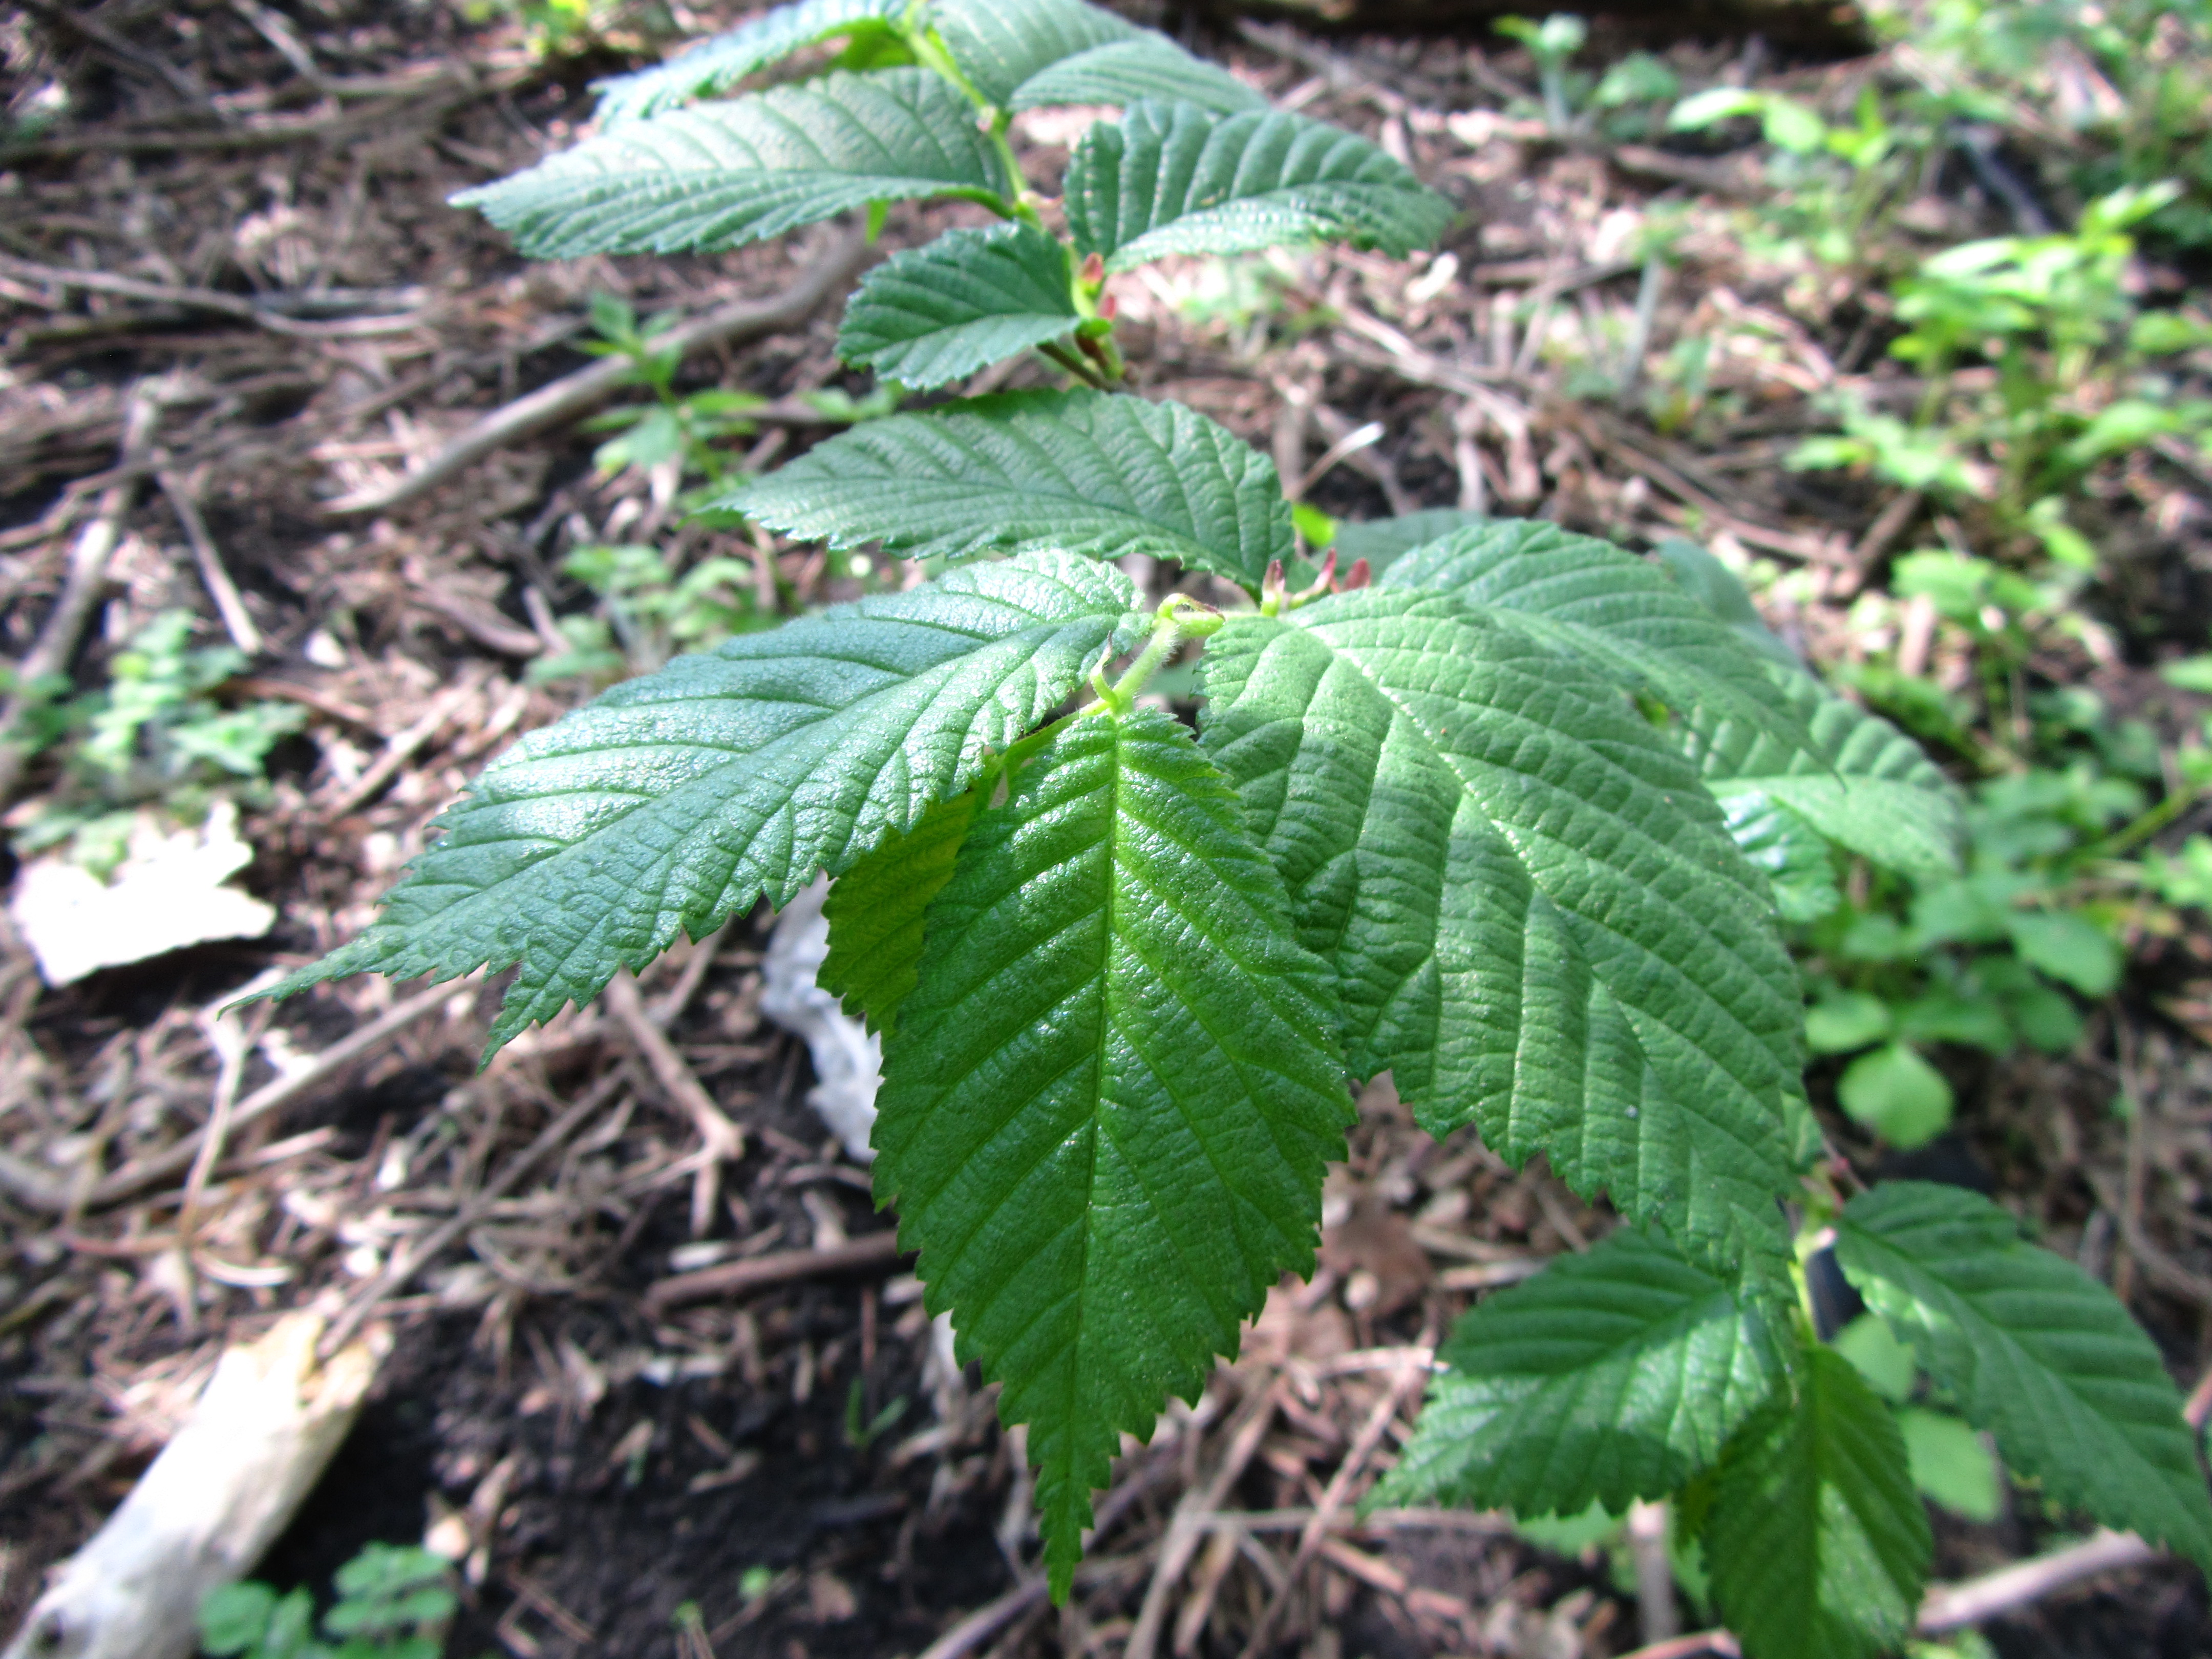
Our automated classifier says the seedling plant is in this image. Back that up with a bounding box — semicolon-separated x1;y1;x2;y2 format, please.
264;4;2212;1653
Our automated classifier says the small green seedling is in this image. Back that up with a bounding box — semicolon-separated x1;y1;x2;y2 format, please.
199;1544;455;1659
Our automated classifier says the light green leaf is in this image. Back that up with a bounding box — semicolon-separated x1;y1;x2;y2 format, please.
1380;519;1822;776
264;552;1144;1052
1897;1407;2001;1521
717;388;1293;589
1706;1344;1931;1659
1837;1044;1953;1148
2160;654;2212;694
1834;1311;1917;1403
1683;661;1967;881
1330;508;1490;573
821;790;977;1034
837;223;1079;390
874;705;1350;1598
589;0;911;126
1670;87;1764;130
935;0;1137;106
1199;590;1802;1269
1375;1226;1784;1516
1726;792;1840;922
451;70;1006;258
1010;36;1265;113
2006;910;2120;996
1835;1181;2212;1571
1805;992;1891;1055
1065;99;1452;273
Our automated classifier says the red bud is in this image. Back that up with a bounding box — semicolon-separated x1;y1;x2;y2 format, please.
1342;557;1372;591
1099;293;1118;321
1080;252;1105;286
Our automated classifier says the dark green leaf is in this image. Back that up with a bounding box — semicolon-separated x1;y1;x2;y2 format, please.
1329;508;1490;572
821;790;977;1033
265;552;1145;1052
1010;36;1265;113
1065;99;1452;272
935;0;1136;105
1199;590;1802;1269
1653;536;1801;669
1376;1226;1784;1516
1706;1344;1931;1659
1835;1181;2212;1570
838;222;1079;390
451;70;1006;258
718;388;1293;588
590;0;911;126
874;706;1350;1597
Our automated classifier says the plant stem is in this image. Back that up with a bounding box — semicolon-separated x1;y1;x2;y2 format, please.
1040;339;1110;389
1091;597;1223;714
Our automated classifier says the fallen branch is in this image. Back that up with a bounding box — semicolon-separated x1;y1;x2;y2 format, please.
324;229;870;515
643;1231;905;1312
1919;1528;2157;1633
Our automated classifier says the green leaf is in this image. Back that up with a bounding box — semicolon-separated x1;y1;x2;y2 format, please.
1380;519;1820;772
1726;792;1840;922
1652;536;1801;669
1836;1044;1953;1148
589;0;911;126
837;223;1079;391
265;551;1144;1052
1065;99;1452;273
1897;1406;2001;1521
1805;992;1892;1055
199;1584;278;1655
821;790;977;1033
1706;1344;1931;1659
718;388;1293;589
1375;1226;1784;1516
2006;909;2120;996
1835;1181;2212;1570
1684;660;1967;881
935;0;1137;106
1010;36;1266;113
1199;589;1802;1270
1330;508;1490;572
1833;1311;1917;1403
451;70;1006;258
873;705;1350;1598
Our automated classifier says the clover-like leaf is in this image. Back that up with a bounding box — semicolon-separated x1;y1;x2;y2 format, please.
718;388;1293;588
1065;98;1453;272
874;705;1350;1597
838;222;1080;391
1835;1181;2212;1570
266;553;1144;1052
590;0;911;126
1377;1226;1784;1516
1199;589;1802;1269
452;69;1006;258
1706;1344;1932;1659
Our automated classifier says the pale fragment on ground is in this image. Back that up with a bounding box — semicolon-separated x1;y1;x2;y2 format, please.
759;878;881;1164
1;1312;382;1659
8;798;274;986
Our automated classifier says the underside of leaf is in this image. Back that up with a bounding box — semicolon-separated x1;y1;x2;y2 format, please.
716;388;1293;588
1835;1181;2212;1570
872;706;1351;1598
1198;590;1801;1269
1706;1344;1932;1659
837;222;1080;391
1065;98;1453;272
590;0;911;126
264;552;1143;1053
1376;1227;1784;1516
452;69;1005;258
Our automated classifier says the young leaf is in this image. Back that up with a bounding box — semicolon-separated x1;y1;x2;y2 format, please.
1834;1181;2212;1569
719;388;1293;589
1682;664;1966;881
589;0;911;126
1065;99;1453;273
451;70;1006;258
873;705;1351;1598
1198;590;1802;1269
1009;36;1266;114
837;223;1080;391
820;790;977;1034
1380;519;1818;769
934;0;1137;107
1375;1227;1785;1516
264;552;1144;1052
1706;1344;1932;1659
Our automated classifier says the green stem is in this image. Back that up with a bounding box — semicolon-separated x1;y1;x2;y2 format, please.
1039;339;1110;389
1089;596;1223;715
900;22;1041;228
2082;776;2203;862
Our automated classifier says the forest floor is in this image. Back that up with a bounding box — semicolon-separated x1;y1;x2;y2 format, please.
5;3;2212;1656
